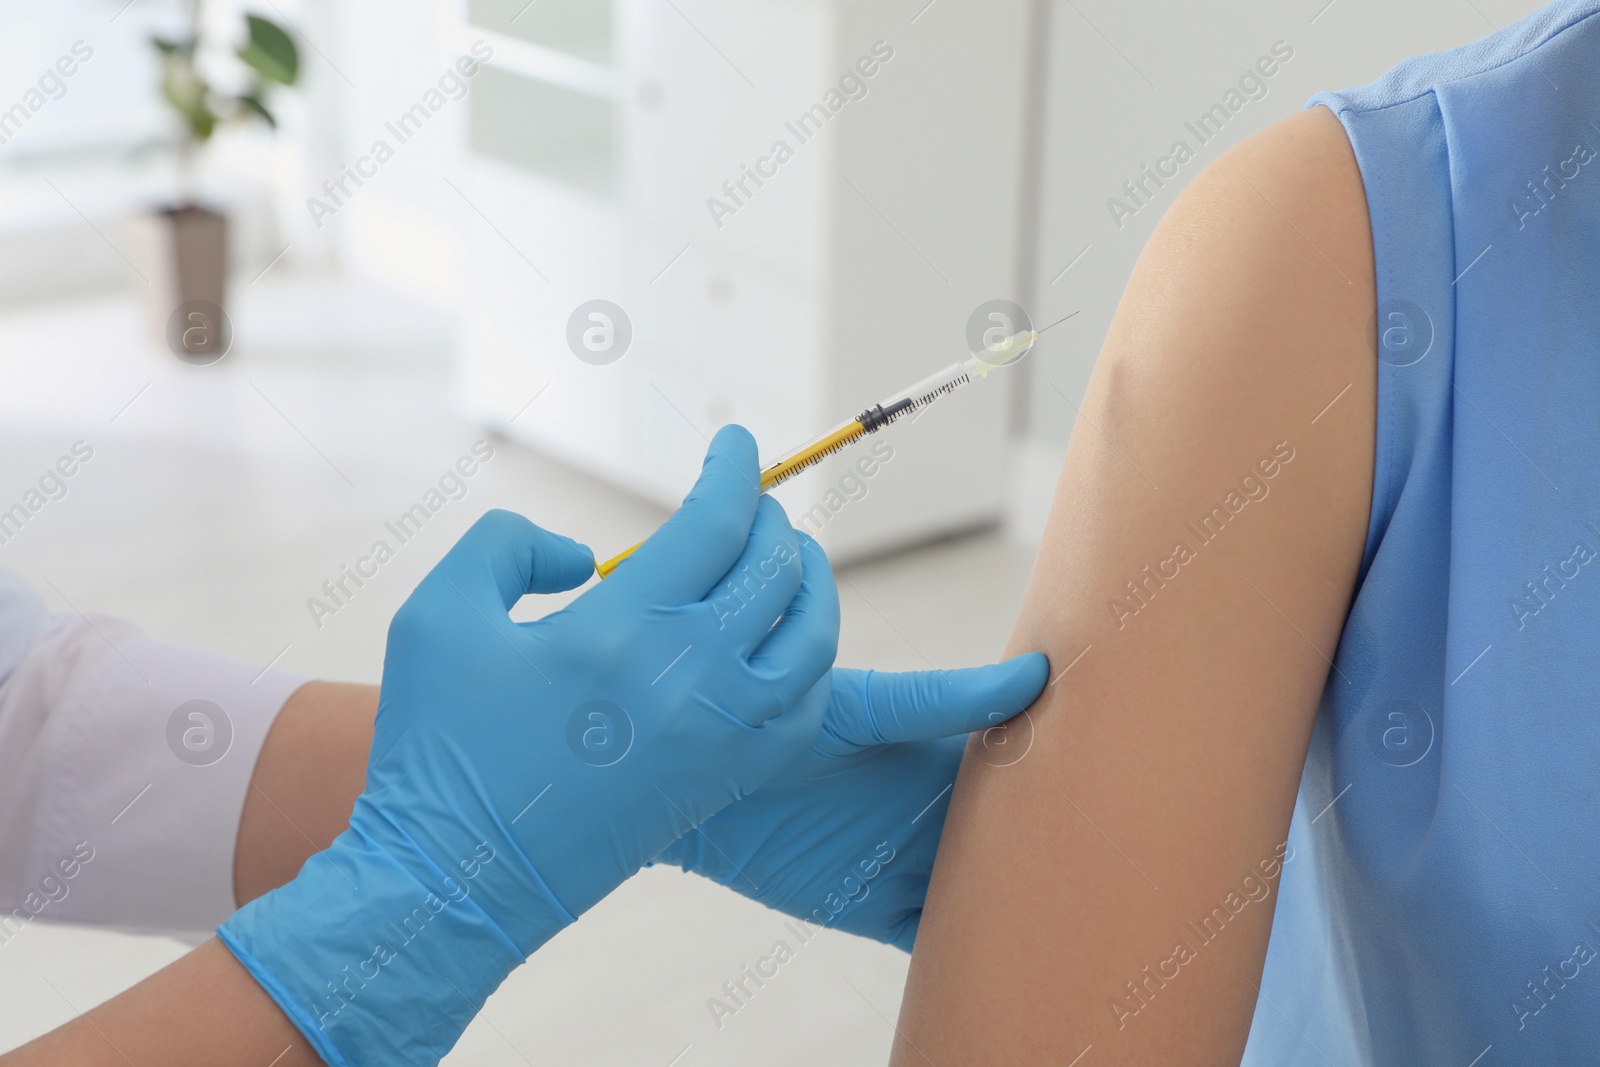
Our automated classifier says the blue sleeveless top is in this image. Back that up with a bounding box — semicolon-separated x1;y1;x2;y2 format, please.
1243;3;1600;1063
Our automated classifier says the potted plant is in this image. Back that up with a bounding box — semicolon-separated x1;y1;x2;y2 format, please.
133;3;299;361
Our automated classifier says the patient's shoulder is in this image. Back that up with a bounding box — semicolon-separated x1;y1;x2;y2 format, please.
1118;102;1372;360
1206;102;1373;292
1089;104;1375;512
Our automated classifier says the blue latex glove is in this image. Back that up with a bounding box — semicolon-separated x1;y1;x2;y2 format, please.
659;624;1048;951
220;426;838;1066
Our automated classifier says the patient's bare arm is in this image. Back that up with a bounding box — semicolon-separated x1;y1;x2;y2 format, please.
893;105;1376;1065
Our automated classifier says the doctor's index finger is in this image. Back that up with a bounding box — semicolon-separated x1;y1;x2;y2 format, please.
608;425;764;604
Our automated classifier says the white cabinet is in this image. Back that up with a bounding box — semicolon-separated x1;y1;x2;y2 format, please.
454;0;1032;562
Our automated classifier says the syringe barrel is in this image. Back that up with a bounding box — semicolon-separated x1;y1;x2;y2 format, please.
878;360;978;412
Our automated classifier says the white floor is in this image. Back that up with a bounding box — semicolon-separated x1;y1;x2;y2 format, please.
0;273;1039;1065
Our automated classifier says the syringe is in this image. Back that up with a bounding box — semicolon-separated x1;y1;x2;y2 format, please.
594;328;1038;578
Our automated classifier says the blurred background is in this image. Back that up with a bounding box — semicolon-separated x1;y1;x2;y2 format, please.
0;0;1546;1061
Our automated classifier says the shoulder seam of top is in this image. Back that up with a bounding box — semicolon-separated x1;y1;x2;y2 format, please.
1318;3;1600;116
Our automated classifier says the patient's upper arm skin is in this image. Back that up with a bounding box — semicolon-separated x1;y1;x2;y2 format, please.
893;105;1375;1065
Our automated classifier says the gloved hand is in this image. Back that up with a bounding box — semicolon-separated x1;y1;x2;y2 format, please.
658;593;1049;951
220;426;838;1066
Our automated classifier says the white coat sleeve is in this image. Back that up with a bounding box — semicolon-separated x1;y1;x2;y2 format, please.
0;568;307;940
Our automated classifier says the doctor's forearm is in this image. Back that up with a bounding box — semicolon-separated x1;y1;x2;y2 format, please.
2;939;319;1066
234;680;377;905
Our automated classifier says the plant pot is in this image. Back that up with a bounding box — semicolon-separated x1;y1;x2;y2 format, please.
130;203;231;363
